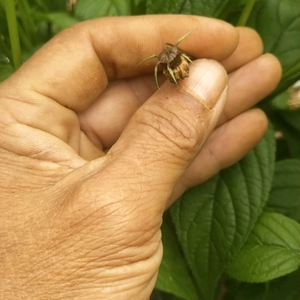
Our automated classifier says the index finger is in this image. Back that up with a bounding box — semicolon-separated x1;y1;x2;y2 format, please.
1;15;238;111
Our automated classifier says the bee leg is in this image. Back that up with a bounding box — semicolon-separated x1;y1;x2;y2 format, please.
137;54;157;67
176;28;197;45
182;54;195;66
167;65;177;85
154;63;160;89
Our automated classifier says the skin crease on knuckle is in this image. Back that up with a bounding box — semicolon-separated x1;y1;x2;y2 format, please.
140;105;200;154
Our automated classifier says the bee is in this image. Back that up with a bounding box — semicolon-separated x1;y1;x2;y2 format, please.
137;29;196;89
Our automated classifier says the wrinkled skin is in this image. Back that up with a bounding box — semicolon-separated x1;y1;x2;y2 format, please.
0;15;281;300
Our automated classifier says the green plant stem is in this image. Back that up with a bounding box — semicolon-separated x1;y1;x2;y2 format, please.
19;0;36;45
5;0;22;69
18;24;33;51
33;0;49;12
237;0;257;26
215;0;232;20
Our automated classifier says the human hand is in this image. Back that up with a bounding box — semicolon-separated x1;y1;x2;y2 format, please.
0;15;281;300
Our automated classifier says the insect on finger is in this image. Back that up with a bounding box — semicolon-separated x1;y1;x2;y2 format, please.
137;29;197;89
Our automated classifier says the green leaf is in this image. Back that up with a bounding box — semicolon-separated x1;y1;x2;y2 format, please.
279;110;300;132
267;159;300;223
224;269;300;300
247;0;300;94
75;0;131;20
156;216;200;300
0;63;15;82
172;0;240;17
151;289;187;300
227;212;300;282
146;0;180;14
170;126;275;300
46;12;78;30
271;90;291;110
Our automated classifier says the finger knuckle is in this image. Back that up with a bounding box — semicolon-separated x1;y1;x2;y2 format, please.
140;105;200;153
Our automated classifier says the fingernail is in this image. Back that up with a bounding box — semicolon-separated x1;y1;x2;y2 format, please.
179;59;228;110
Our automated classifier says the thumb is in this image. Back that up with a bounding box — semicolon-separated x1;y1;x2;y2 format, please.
103;59;228;212
57;59;228;299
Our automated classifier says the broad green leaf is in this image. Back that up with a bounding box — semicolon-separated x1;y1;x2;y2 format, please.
146;0;181;14
156;217;200;300
267;159;300;223
224;269;300;300
150;289;166;300
46;12;79;30
150;290;163;300
75;0;131;20
227;212;300;282
150;289;169;300
247;0;300;94
172;0;240;17
151;289;187;300
170;126;275;300
0;63;15;81
271;90;291;110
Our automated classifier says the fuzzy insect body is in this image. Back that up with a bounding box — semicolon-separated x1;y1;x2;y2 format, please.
137;29;196;89
158;45;178;64
162;55;190;84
